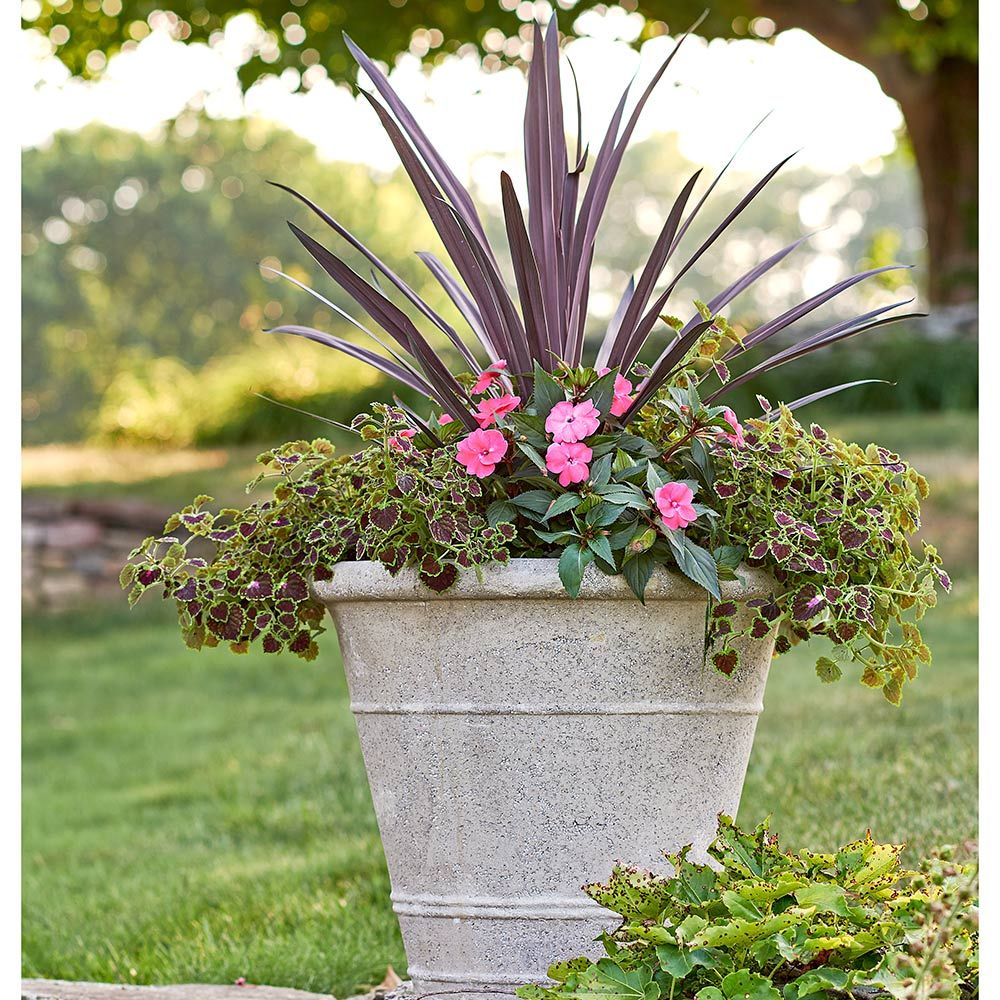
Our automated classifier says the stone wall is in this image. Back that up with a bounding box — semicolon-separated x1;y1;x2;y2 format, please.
22;496;172;610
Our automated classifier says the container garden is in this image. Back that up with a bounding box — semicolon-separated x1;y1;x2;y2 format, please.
123;13;950;999
315;560;774;996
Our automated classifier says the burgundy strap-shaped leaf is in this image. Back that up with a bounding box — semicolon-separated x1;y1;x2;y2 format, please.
607;168;703;370
764;379;893;417
265;324;435;399
267;180;478;371
501;171;553;369
288;223;477;426
344;32;488;247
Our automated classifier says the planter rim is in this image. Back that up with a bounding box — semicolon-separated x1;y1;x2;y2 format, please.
312;558;775;603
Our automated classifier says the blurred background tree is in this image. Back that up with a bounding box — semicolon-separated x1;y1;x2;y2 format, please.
27;0;978;308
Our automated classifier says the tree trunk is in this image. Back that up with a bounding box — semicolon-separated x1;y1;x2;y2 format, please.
893;57;978;306
750;0;978;309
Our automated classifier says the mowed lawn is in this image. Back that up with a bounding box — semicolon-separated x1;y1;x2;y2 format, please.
22;413;977;996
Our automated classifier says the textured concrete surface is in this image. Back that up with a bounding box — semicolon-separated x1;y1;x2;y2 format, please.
20;982;333;1000
315;558;777;1000
22;981;415;1000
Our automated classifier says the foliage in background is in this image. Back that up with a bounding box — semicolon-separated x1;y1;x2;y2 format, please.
517;815;978;1000
23;0;978;305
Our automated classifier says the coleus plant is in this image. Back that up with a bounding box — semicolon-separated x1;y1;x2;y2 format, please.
515;815;978;1000
122;16;949;703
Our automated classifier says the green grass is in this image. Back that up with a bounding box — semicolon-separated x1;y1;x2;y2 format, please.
22;586;977;996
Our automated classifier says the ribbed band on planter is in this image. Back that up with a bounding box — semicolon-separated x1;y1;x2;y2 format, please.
314;559;777;1000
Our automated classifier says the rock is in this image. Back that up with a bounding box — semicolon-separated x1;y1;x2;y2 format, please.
44;518;103;549
21;980;334;1000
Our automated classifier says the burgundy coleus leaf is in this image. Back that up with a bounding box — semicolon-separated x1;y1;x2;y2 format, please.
186;600;201;616
712;648;739;676
791;585;825;622
771;469;793;489
220;605;244;642
296;483;319;498
853;587;872;609
276;598;296;613
935;566;952;591
181;512;210;527
714;619;733;636
209;602;230;622
715;482;738;499
378;546;407;574
280;574;308;601
713;602;738;619
839;522;869;549
420;554;442;577
805;555;827;573
290;630;313;653
137;567;161;586
773;511;795;528
370;504;402;532
174;578;198;602
466;479;483;498
824;586;842;602
314;563;334;582
795;522;820;541
835;620;859;642
262;634;282;654
749;540;770;561
815;508;837;525
419;562;458;593
279;613;298;629
810;423;828;440
428;514;457;545
209;528;238;542
245;577;273;599
774;635;792;654
750;617;772;639
238;521;256;539
770;540;793;562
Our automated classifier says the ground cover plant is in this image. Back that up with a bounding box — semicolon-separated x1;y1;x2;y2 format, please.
517;816;978;1000
122;17;950;705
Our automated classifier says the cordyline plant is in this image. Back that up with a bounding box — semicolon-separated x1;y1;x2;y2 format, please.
122;16;949;703
515;815;978;1000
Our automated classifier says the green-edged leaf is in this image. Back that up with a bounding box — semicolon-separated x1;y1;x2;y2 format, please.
665;531;721;599
559;543;593;598
815;656;843;683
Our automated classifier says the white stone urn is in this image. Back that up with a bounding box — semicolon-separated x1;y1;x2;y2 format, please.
313;558;776;1000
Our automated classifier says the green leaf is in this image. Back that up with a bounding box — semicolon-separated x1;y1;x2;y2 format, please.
617;432;660;458
532;527;578;545
612;448;634;474
583;368;619;421
689;435;715;489
645;461;668;494
589;453;613;488
507;410;550;448
516;439;551;476
531;361;566;417
510;490;556;515
655;944;719;980
713;545;745;570
544;492;583;520
665;531;721;599
720;970;780;1000
721;889;764;922
559;543;593;598
486;500;518;527
622;552;656;603
794;883;855;918
815;656;843;683
695;990;724;1000
585;502;626;528
587;534;615;566
788;968;849;997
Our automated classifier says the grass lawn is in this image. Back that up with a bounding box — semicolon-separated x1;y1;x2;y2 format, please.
22;585;977;996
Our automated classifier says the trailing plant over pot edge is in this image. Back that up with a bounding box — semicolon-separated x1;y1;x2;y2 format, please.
122;15;949;703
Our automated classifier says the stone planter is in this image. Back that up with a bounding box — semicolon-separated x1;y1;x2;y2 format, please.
314;559;776;1000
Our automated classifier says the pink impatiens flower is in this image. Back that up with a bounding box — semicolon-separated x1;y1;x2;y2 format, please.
545;399;601;443
472;360;508;395
654;482;697;531
456;428;508;478
718;407;745;448
598;368;636;418
438;412;454;425
545;441;593;487
475;393;521;427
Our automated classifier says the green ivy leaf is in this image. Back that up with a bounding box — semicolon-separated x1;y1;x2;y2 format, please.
719;970;780;1000
787;968;849;997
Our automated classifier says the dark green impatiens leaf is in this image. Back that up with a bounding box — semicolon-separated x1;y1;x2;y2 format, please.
558;543;593;598
665;531;721;599
622;552;655;603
